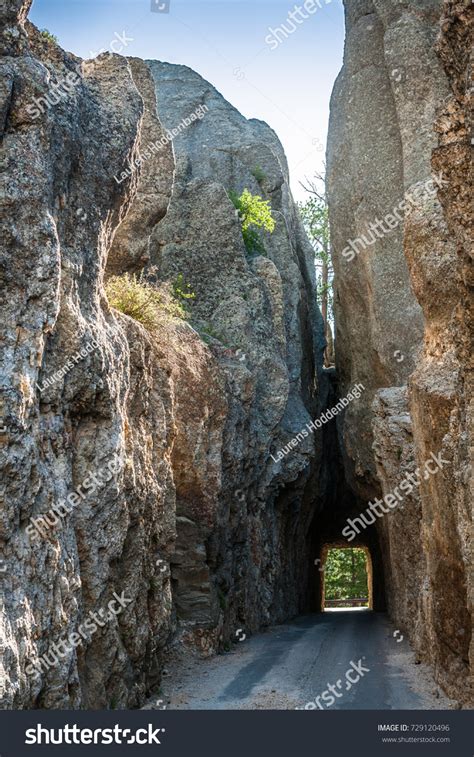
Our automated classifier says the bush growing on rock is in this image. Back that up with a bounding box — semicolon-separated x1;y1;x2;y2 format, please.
172;273;196;306
105;272;187;330
229;188;275;255
40;28;58;43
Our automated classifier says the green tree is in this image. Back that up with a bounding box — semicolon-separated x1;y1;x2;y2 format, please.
324;548;368;602
229;188;275;255
298;173;334;366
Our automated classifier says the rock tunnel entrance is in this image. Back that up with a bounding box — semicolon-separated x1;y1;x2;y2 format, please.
310;527;386;612
306;370;387;615
311;521;386;614
321;545;372;610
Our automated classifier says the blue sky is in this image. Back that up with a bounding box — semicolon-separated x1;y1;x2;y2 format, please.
29;0;345;201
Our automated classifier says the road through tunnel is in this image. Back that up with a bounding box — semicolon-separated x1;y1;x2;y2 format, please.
307;369;387;614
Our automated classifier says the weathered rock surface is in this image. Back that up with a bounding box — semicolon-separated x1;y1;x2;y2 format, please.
117;59;326;654
2;0;470;713
372;388;428;651
328;0;472;703
0;5;178;709
0;2;324;708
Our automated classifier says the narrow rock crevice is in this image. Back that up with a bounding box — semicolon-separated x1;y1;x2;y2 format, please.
327;0;472;704
0;0;471;711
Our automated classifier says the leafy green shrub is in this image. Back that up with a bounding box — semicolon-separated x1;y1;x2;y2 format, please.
251;165;266;184
229;188;275;256
106;272;187;331
40;28;58;44
172;273;196;307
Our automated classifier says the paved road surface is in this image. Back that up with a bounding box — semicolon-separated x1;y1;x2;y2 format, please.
154;611;454;710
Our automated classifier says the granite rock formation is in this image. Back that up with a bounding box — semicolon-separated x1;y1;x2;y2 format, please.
0;0;471;712
327;0;472;703
0;1;324;708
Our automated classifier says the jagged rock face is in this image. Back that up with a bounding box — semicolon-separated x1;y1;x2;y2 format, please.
0;3;178;709
372;388;428;647
0;3;324;708
328;0;472;703
115;60;325;651
410;0;472;704
106;58;175;276
327;0;428;496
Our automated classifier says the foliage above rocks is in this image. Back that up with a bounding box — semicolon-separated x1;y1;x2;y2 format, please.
229;188;275;255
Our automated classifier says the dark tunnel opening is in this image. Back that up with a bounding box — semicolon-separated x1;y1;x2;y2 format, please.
307;369;387;613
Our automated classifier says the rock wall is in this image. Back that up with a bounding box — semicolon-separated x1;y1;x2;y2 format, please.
2;0;470;713
327;0;472;703
0;2;324;708
0;3;173;709
142;61;325;642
